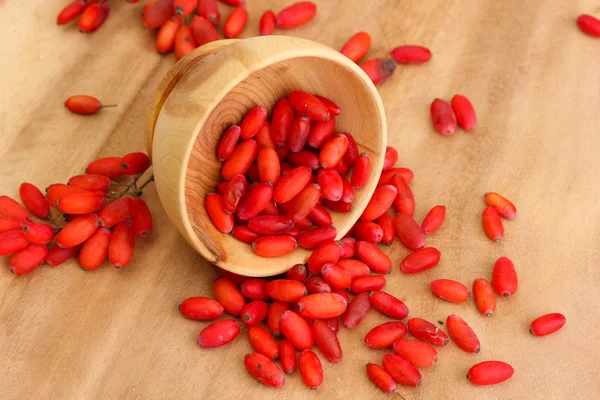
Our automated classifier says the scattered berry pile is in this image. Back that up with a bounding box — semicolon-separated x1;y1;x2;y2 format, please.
45;1;597;395
183;92;566;392
181;255;566;392
57;0;434;86
146;0;434;85
55;0;599;88
143;0;318;59
0;152;154;274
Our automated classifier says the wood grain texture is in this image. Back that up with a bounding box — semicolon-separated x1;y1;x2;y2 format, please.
152;36;385;276
1;0;599;399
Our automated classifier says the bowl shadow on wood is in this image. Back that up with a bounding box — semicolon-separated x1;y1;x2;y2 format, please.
151;36;387;277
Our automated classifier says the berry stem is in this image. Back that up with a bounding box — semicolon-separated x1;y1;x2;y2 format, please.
134;175;155;196
117;174;143;197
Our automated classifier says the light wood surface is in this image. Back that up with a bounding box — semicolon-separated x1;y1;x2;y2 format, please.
151;36;386;276
1;0;599;399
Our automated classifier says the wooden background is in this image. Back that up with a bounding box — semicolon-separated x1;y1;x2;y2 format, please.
1;0;599;399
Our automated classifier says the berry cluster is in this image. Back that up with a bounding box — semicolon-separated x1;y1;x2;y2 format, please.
0;152;154;275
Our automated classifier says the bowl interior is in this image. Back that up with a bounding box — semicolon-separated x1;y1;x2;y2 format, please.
183;54;385;276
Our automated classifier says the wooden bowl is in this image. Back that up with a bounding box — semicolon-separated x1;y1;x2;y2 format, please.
147;36;387;277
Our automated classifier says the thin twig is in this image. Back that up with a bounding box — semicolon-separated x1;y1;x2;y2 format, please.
134;175;155;196
118;174;143;197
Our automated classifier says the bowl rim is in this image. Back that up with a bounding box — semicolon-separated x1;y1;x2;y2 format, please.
146;39;238;158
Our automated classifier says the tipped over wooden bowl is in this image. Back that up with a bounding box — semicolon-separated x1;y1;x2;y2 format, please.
147;36;387;277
